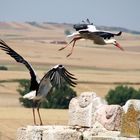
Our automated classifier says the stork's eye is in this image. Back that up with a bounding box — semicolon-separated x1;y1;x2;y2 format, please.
58;64;63;68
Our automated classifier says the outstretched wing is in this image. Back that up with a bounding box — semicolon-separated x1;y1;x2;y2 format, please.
93;31;122;39
0;39;39;90
79;30;122;39
41;64;77;88
36;65;77;98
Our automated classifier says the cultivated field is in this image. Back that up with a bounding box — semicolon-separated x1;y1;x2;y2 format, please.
0;22;140;139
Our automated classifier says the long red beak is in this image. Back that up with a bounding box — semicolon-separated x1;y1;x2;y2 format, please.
115;42;124;51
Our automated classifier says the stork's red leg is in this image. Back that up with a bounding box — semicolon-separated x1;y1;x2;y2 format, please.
66;37;82;57
37;105;43;125
32;107;36;125
58;38;76;51
66;39;77;57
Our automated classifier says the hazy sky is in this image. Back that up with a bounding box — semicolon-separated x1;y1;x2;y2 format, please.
0;0;140;31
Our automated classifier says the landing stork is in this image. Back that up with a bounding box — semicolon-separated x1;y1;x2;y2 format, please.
0;39;77;125
59;19;124;57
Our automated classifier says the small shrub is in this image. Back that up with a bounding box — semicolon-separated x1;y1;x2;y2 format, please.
17;79;33;107
0;65;8;70
41;85;77;109
105;85;140;106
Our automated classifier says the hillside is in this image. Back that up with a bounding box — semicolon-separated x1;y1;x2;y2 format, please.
0;21;140;97
0;21;140;40
0;21;140;139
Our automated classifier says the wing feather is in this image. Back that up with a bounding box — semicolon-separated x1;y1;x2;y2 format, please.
79;30;122;40
60;70;77;87
91;31;122;39
36;65;77;97
0;39;39;90
43;65;77;87
63;68;77;80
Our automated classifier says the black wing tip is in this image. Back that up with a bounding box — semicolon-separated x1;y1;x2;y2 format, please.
47;64;77;87
62;67;77;87
117;31;122;36
0;39;5;43
0;39;8;46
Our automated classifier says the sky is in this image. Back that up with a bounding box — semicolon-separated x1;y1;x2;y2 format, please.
0;0;140;31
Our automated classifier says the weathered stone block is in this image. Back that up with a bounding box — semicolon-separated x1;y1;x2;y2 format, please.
89;136;139;140
121;99;140;138
83;122;108;139
94;105;123;131
17;127;27;140
68;91;107;127
17;125;140;140
43;126;82;140
26;125;47;140
17;125;82;140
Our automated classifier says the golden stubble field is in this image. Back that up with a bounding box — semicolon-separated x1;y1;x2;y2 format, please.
0;22;140;139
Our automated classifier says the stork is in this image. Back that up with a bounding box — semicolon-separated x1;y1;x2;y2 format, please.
59;19;124;57
0;39;77;125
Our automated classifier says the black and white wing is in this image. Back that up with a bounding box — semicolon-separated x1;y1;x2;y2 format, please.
36;65;77;98
0;39;39;90
41;64;77;88
73;19;91;31
80;30;122;39
74;19;95;32
73;24;88;31
93;31;122;39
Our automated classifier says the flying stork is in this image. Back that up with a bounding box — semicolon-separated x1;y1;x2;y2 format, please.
59;19;124;57
0;39;77;125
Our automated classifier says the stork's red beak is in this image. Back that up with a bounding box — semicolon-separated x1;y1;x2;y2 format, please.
115;42;124;51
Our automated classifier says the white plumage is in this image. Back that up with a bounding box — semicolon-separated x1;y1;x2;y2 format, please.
23;91;36;100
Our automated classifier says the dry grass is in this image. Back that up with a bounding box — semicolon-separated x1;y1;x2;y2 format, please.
0;22;140;139
0;107;68;140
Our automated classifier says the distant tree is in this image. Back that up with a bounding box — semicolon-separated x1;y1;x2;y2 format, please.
41;84;77;109
0;65;8;70
17;79;77;108
17;79;32;107
105;85;140;106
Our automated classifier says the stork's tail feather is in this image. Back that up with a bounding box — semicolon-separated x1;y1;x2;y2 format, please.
116;31;122;36
23;91;36;100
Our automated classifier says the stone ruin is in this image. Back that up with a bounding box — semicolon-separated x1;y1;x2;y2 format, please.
17;92;140;140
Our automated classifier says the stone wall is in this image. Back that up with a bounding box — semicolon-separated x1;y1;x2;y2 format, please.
17;92;140;140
